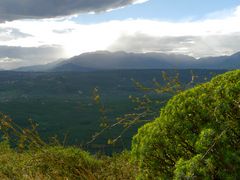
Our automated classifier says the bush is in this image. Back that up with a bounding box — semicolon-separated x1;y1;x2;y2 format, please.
131;70;240;179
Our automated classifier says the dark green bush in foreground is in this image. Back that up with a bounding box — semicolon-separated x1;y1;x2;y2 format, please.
132;70;240;179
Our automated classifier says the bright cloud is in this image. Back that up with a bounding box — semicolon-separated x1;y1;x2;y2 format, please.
0;5;239;68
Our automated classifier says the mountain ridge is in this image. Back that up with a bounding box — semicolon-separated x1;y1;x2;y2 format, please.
13;51;240;72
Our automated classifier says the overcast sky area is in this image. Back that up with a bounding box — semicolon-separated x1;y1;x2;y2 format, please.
0;0;240;69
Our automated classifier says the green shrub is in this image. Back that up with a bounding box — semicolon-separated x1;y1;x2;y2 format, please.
131;70;240;179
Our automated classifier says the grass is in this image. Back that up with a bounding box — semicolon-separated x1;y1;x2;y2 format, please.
0;141;138;179
0;113;138;179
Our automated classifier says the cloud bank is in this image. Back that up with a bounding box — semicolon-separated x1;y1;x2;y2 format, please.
109;33;240;58
0;0;147;21
0;4;239;69
0;28;32;41
0;45;64;69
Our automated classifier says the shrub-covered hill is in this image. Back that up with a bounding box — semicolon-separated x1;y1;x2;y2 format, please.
132;70;240;179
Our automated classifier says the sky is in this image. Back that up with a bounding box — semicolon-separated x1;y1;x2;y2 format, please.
0;0;240;69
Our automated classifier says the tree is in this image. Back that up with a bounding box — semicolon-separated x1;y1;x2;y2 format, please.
131;70;240;179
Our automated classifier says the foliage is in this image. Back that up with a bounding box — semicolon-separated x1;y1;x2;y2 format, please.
89;70;207;145
131;70;240;179
0;113;47;151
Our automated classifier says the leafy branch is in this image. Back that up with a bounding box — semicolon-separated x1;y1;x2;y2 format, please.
88;70;204;145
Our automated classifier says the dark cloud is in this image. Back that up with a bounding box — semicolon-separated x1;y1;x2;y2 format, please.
0;28;32;41
0;45;64;69
0;0;141;21
109;33;240;57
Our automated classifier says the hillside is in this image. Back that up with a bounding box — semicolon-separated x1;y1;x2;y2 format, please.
0;69;226;153
0;69;238;179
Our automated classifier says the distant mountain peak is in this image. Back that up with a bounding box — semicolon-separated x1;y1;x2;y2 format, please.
13;51;240;72
232;51;240;57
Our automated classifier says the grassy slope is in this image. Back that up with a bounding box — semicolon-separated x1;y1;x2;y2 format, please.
0;141;138;180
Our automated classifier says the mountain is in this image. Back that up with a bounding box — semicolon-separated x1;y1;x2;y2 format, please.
14;59;95;72
194;52;240;69
58;51;197;69
14;51;240;72
15;62;58;72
